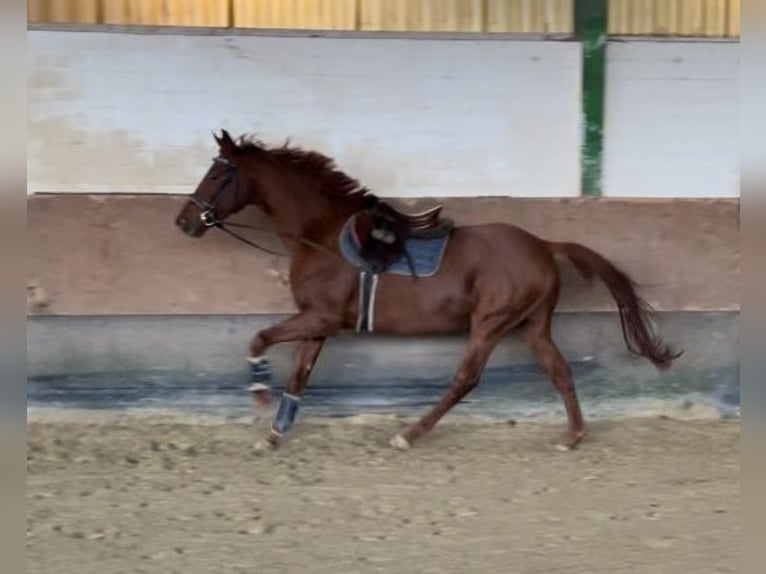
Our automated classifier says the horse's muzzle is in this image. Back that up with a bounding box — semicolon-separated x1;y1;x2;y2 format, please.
175;214;205;237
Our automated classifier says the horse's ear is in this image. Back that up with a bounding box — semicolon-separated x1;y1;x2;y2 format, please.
215;129;237;154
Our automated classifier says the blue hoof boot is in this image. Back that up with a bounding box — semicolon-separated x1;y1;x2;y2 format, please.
248;356;272;384
272;393;301;435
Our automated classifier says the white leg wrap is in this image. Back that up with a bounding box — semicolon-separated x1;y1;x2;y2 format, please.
248;382;271;392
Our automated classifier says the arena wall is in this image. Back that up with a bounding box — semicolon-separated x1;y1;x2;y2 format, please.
27;27;739;417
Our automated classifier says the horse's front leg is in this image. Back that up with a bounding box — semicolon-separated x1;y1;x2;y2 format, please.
246;312;337;389
246;312;337;450
249;312;339;357
254;337;326;451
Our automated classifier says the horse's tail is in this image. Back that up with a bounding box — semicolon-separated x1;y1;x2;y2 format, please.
548;241;682;371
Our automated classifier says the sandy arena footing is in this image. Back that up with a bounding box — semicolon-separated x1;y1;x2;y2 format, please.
27;412;739;574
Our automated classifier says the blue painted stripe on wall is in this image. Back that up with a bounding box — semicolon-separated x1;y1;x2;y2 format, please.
27;311;739;421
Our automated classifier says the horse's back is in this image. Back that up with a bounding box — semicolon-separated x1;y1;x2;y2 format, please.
448;222;555;272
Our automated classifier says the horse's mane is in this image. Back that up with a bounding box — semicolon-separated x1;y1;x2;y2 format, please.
235;134;375;206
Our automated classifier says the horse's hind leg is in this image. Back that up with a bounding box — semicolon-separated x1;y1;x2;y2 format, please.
390;333;499;449
391;312;517;449
523;307;586;449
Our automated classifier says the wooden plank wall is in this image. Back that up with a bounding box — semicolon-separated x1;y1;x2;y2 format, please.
28;0;99;23
233;0;357;30
359;0;484;32
608;0;739;37
27;1;740;36
101;1;230;27
485;0;573;34
28;0;230;27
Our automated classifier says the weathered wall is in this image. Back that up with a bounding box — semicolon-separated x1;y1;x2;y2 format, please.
26;28;739;403
27;28;581;197
27;195;739;315
603;40;739;198
28;29;739;199
27;29;740;316
27;311;740;421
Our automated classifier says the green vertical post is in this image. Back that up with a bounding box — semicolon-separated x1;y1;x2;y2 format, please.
575;0;607;197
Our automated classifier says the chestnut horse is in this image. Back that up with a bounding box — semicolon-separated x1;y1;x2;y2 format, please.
175;130;680;451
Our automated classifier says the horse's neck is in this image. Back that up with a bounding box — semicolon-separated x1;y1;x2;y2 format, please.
257;184;353;246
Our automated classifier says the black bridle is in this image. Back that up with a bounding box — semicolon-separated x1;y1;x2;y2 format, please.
188;156;332;258
189;156;240;228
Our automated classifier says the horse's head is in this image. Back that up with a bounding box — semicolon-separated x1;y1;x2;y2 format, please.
177;129;372;242
175;130;251;238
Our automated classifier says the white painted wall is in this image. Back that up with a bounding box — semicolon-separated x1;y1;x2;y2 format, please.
603;41;739;198
27;29;581;197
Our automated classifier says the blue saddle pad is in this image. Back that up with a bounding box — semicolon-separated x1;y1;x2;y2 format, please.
338;216;451;277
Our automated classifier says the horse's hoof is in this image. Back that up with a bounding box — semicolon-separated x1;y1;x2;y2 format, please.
556;429;587;451
253;435;279;454
253;440;276;454
389;434;411;451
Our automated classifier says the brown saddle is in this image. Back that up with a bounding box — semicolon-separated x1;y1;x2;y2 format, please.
374;202;454;239
349;202;453;274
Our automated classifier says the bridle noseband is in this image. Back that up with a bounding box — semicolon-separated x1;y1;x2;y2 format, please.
189;156;239;228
